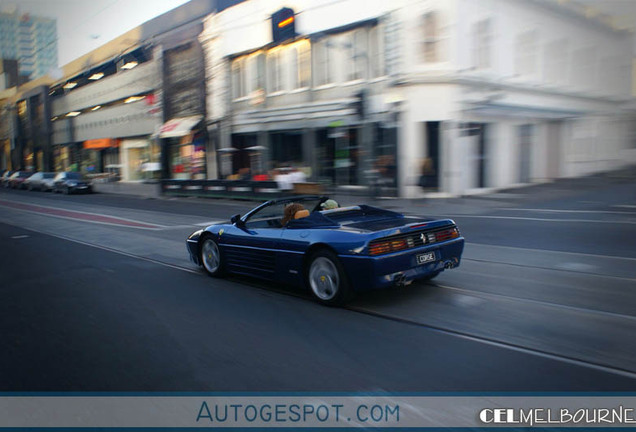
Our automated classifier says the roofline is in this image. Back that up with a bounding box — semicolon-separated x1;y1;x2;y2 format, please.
227;17;379;60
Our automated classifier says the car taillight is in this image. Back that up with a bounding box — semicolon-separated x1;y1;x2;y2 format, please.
435;227;460;242
369;238;408;255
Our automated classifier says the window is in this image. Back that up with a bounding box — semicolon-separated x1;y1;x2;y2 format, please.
314;39;332;85
231;58;246;99
289;44;310;90
369;25;385;77
290;47;299;89
514;30;537;77
473;18;491;70
298;43;311;88
421;11;439;63
347;30;367;81
249;53;265;93
267;50;284;93
544;39;568;85
570;47;596;90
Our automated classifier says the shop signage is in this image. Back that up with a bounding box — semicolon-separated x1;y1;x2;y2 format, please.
271;8;296;44
84;139;118;150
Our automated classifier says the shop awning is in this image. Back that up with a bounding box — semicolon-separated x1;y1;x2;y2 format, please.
157;115;203;138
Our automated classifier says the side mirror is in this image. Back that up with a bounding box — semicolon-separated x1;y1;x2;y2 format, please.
230;214;241;225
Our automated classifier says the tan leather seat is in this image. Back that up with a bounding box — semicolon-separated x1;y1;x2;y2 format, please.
294;209;310;219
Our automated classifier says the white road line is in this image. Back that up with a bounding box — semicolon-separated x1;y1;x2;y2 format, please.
456;263;636;283
465;241;636;262
499;208;636;215
448;214;636;224
0;198;167;229
10;235;29;239
0;205;164;230
615;205;636;209
351;306;636;380
1;222;201;275
436;283;636;322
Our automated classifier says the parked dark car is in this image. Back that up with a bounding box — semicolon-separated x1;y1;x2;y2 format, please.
24;172;56;191
1;170;13;188
8;171;34;189
53;172;93;194
187;196;465;305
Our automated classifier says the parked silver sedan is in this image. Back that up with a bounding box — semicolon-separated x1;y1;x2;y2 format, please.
24;172;56;191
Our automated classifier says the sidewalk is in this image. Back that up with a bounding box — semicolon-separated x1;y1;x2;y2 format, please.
92;165;636;216
92;181;162;199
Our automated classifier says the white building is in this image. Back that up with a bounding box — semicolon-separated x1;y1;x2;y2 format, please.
201;0;636;197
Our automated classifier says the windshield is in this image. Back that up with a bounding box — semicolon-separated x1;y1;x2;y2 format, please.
66;172;82;180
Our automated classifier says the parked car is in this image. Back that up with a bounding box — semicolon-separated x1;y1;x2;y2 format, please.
1;170;13;188
186;196;465;305
8;171;34;189
53;172;93;194
24;172;56;191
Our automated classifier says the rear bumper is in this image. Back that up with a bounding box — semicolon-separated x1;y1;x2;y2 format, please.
69;185;92;193
339;237;464;291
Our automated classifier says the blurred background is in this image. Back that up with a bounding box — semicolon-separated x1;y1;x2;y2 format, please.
0;0;635;198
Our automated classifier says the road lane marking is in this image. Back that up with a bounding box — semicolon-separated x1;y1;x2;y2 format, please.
435;282;636;322
0;198;165;230
465;242;636;262
500;208;636;215
447;214;636;224
348;305;636;380
460;257;636;282
10;235;29;239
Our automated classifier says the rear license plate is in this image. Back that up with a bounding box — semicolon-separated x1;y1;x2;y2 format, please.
416;252;436;265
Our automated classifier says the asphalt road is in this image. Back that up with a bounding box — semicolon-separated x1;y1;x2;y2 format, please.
1;175;635;391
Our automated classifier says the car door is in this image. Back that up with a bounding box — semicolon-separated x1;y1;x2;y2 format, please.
220;202;287;280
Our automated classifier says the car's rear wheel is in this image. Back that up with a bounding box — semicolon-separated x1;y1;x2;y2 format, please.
200;236;224;277
307;250;351;306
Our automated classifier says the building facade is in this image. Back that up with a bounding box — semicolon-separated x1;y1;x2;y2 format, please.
201;0;636;197
41;0;240;181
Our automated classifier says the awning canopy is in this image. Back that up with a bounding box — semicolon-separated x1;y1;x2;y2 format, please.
157;115;202;138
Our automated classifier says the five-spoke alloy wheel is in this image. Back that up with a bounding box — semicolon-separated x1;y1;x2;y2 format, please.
307;250;350;306
200;236;224;277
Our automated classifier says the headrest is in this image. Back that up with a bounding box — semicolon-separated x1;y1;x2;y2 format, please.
294;209;310;219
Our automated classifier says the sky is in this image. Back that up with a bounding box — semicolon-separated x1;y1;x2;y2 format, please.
0;0;191;67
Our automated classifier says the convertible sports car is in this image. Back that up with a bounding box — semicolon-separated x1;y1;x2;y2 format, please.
187;196;464;305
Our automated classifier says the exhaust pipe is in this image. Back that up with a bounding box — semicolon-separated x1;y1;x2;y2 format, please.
394;274;406;287
444;261;454;269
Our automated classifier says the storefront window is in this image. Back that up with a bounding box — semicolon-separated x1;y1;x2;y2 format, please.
170;134;207;180
121;140;149;181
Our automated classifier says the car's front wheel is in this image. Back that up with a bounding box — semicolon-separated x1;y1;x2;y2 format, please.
307;250;351;306
200;236;224;277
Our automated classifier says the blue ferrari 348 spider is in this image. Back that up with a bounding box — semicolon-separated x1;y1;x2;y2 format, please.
187;196;464;305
